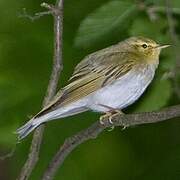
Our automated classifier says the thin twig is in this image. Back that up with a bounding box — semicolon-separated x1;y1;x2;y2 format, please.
17;1;64;180
0;143;17;161
18;8;51;21
42;104;180;180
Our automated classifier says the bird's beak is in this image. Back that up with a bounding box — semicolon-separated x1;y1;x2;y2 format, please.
155;44;171;49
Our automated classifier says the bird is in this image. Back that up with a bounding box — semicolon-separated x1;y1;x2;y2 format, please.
16;36;170;140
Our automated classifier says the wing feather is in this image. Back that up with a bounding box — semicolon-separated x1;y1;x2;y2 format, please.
35;50;135;118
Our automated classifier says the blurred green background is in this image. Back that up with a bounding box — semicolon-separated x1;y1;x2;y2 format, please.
0;0;180;179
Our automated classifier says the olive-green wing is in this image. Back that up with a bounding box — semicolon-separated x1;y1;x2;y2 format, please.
35;51;135;118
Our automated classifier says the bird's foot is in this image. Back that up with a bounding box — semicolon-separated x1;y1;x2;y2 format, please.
109;110;124;121
121;125;128;131
99;109;124;131
100;112;115;131
99;112;113;125
108;110;128;130
107;126;115;132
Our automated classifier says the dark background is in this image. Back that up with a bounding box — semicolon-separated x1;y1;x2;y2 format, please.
0;0;180;179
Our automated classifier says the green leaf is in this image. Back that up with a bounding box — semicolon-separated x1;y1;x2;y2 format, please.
74;0;138;48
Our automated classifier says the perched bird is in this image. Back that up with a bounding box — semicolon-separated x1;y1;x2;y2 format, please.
16;36;169;140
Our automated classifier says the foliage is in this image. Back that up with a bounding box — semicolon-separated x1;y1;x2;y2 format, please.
0;0;179;179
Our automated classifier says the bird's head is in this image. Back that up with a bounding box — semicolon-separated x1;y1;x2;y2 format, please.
124;36;170;63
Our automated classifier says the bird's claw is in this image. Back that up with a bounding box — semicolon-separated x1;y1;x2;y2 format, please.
107;126;115;131
99;109;124;132
99;112;116;131
121;126;127;130
99;112;112;125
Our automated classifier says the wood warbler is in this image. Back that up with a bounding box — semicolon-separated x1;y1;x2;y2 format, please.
16;36;170;140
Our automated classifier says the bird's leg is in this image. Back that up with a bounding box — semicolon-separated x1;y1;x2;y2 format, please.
99;111;113;125
99;111;115;131
108;110;124;129
108;110;129;130
109;109;124;122
99;104;123;131
99;104;116;125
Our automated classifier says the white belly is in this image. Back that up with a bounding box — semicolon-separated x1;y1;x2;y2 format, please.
86;65;155;112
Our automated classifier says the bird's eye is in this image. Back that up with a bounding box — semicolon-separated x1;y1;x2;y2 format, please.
142;44;148;48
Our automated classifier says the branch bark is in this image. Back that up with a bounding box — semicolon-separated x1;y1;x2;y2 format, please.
17;1;64;180
42;104;180;180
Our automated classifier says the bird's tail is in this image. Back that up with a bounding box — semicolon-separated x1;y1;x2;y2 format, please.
16;106;88;140
16;117;44;140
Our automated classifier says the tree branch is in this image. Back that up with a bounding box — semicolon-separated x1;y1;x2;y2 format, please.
42;104;180;180
17;1;64;180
